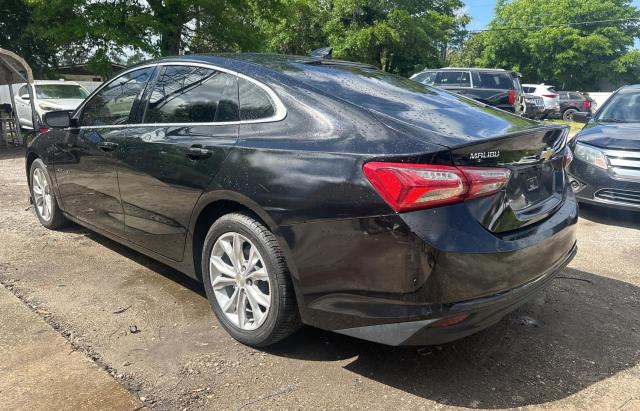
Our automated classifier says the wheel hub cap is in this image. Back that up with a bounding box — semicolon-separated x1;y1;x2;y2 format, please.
209;232;271;331
32;168;52;222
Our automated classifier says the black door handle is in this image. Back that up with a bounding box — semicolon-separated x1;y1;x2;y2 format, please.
98;141;119;152
186;146;211;159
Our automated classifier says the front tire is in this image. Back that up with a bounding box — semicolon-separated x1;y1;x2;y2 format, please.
201;212;300;347
29;159;68;229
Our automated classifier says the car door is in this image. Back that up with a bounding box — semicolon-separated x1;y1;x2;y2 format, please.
115;63;239;261
15;84;32;128
53;66;155;236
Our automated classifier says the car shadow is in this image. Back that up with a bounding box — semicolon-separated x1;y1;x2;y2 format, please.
65;224;639;408
266;268;640;408
59;224;206;298
579;203;640;229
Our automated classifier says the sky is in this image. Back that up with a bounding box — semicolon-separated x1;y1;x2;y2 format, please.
465;0;640;48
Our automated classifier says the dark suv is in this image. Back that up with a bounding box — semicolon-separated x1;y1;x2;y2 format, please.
411;68;524;115
553;91;593;121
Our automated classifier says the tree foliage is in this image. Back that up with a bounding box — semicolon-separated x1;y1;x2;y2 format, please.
461;0;640;90
6;0;467;77
325;0;468;75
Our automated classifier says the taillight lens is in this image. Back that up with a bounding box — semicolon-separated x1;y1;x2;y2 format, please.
363;162;511;212
542;94;558;98
38;127;49;134
508;88;516;105
582;100;591;109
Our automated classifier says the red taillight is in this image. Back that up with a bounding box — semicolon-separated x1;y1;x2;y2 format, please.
508;88;516;105
38;127;49;134
582;100;591;109
542;94;558;98
363;162;511;212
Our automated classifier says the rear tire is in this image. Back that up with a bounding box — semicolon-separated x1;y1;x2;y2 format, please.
201;212;301;347
563;108;578;122
29;159;69;229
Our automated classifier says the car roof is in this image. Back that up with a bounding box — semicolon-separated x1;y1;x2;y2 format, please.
137;53;376;76
440;67;511;72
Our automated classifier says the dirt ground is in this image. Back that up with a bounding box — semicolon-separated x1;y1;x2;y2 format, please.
1;146;639;410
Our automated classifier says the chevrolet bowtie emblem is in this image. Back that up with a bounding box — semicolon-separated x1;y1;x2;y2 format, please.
540;148;555;160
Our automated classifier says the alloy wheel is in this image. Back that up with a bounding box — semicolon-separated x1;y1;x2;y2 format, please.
32;168;52;222
210;232;271;330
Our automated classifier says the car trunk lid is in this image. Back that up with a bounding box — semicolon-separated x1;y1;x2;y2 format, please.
450;127;569;233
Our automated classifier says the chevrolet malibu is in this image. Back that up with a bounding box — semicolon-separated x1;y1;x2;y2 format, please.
26;54;578;347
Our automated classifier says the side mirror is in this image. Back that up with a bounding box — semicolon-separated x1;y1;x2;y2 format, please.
572;112;590;124
43;111;71;128
20;93;30;100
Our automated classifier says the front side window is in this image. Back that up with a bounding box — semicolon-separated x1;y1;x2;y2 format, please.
80;67;154;127
144;66;238;123
239;78;276;121
413;71;437;85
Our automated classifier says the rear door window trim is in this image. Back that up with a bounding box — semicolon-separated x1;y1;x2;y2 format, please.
74;61;287;130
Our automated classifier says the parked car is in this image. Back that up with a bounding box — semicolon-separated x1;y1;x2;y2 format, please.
580;92;597;115
13;80;89;129
522;93;546;119
411;67;524;115
569;85;640;211
522;84;560;118
551;91;593;121
27;54;577;347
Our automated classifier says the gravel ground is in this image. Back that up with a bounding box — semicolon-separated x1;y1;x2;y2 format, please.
1;146;639;410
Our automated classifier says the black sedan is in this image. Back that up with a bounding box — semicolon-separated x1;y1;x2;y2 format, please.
569;85;640;211
26;54;577;347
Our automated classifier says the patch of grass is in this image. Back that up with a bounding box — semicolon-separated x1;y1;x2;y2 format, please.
542;119;584;139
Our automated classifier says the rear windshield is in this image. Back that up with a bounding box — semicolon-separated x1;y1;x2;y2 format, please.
478;72;515;90
36;85;89;100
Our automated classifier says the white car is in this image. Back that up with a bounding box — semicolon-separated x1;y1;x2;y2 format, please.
13;80;89;129
522;84;560;118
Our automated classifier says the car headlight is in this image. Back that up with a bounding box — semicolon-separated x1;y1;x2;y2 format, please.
38;103;60;111
574;143;608;169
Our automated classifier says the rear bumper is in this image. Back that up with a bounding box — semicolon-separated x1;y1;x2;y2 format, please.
335;243;576;345
283;188;578;344
569;158;640;210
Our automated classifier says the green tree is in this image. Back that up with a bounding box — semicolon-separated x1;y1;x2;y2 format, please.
324;0;467;75
258;0;330;55
0;0;56;76
473;0;640;89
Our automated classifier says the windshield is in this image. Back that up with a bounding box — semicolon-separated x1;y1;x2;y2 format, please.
596;90;640;123
35;84;89;100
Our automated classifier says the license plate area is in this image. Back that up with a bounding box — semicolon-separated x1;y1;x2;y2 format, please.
507;163;556;211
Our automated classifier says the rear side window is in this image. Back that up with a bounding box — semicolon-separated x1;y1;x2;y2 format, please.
434;71;470;87
569;92;583;99
239;78;276;120
478;73;514;90
145;66;238;124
